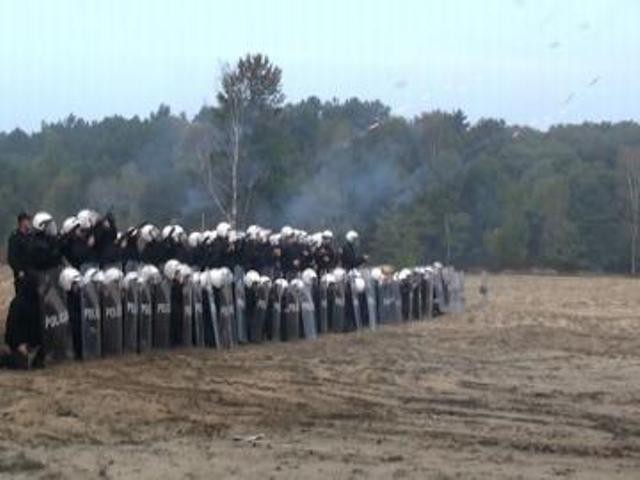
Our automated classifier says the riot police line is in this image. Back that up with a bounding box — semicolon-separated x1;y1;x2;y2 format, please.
42;262;464;363
4;209;465;366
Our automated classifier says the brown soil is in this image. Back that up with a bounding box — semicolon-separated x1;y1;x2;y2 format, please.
1;269;640;479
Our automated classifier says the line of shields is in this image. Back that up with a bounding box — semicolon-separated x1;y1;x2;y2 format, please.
35;264;464;365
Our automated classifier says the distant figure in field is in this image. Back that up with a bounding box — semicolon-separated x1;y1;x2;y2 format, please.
479;271;489;307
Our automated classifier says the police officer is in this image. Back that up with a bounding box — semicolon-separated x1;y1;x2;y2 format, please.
341;230;368;271
7;212;31;294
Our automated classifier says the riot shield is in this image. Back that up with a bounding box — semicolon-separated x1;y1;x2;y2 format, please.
138;280;153;353
331;281;346;333
38;269;74;364
345;280;361;331
233;267;248;344
181;282;194;347
299;283;318;340
80;277;102;360
254;282;269;342
433;273;445;316
283;287;300;341
192;284;205;347
364;277;378;330
392;280;403;323
317;281;329;334
101;280;123;356
153;279;172;349
400;281;411;322
203;286;221;348
411;282;421;321
122;281;139;354
268;283;284;341
217;284;235;348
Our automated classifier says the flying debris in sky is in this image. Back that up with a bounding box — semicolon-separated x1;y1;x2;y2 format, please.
564;93;575;105
367;121;381;132
588;76;601;87
394;79;407;90
548;41;561;49
512;130;521;139
578;21;590;31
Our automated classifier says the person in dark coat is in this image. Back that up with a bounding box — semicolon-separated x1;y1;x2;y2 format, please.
315;231;338;274
7;212;31;294
340;230;367;271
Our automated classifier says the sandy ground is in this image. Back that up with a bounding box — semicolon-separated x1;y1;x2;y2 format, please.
1;268;640;479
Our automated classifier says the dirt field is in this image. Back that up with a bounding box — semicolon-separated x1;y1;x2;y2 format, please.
1;268;640;479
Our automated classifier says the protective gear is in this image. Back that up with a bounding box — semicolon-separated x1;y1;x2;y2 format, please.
140;224;160;243
244;270;260;287
122;271;139;289
220;267;233;285
59;267;82;292
103;267;124;285
434;262;443;270
176;264;192;283
345;230;359;243
188;232;203;248
302;268;317;285
216;222;231;238
333;268;346;283
208;269;224;289
163;259;181;280
281;226;293;237
139;264;162;284
290;278;304;292
77;209;100;230
274;278;289;289
371;267;384;281
354;277;366;293
60;216;81;236
321;273;336;285
32;212;57;236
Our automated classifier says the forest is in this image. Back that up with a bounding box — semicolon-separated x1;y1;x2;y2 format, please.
1;54;640;272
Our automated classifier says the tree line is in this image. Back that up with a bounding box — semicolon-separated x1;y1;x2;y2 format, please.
1;54;640;273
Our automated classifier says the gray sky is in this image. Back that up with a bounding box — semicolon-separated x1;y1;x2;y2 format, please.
0;0;638;132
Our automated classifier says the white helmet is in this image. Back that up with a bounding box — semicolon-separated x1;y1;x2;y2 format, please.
398;268;411;281
139;264;162;284
220;267;234;285
269;233;281;246
290;278;304;292
322;273;336;285
274;278;289;290
140;224;159;243
188;231;203;248
208;269;224;289
59;267;82;291
123;271;139;289
216;222;231;238
60;216;81;236
354;277;366;293
104;267;124;285
176;264;193;283
244;270;260;287
371;267;383;281
259;275;272;286
281;225;293;237
163;259;181;280
322;230;333;239
191;271;202;287
202;230;217;244
32;211;57;236
77;209;100;230
346;230;359;243
433;261;443;270
302;268;318;285
333;267;346;283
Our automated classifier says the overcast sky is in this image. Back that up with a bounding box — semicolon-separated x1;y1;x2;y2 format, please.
0;0;638;132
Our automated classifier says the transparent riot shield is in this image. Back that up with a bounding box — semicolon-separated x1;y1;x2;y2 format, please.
233;267;248;344
192;283;205;347
217;283;235;348
268;282;284;341
318;281;329;334
80;276;102;359
122;280;139;354
331;281;346;333
153;278;172;349
283;287;300;341
101;279;123;356
203;286;221;349
181;282;194;347
300;283;318;340
138;279;153;353
38;268;74;363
